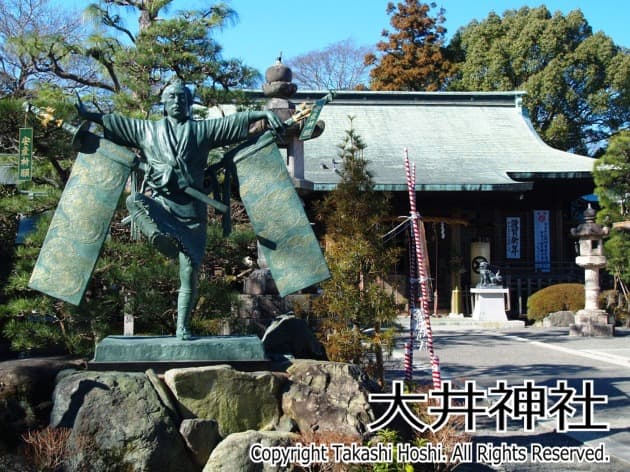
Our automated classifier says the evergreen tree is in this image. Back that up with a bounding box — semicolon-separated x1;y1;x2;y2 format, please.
1;198;256;356
0;98;257;356
594;131;630;291
448;6;630;155
313;117;401;386
365;1;454;91
14;0;259;114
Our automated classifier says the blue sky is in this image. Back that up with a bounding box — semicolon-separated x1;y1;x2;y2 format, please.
218;0;630;73
56;1;629;75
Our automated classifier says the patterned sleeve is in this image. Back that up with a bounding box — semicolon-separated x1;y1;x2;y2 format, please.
198;111;252;149
102;114;148;148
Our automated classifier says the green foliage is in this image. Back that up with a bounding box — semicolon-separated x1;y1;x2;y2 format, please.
448;6;630;154
9;0;261;114
366;1;454;91
107;1;260;113
0;95;79;353
0;93;87;353
527;283;585;321
594;131;630;286
0;198;256;356
369;429;414;472
313;117;402;385
595;131;630;222
0;96;76;193
0;0;262;356
0;185;19;292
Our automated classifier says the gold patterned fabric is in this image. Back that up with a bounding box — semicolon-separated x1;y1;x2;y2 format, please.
229;131;330;297
29;133;136;305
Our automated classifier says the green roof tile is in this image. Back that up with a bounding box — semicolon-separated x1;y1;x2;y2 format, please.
298;91;594;192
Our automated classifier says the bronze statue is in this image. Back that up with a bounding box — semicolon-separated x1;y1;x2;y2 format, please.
76;80;284;339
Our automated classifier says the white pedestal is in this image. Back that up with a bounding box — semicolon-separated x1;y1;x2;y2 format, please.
471;288;509;321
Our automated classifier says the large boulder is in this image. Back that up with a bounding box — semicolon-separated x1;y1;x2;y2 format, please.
282;360;377;439
0;356;83;449
203;430;298;472
180;418;220;467
262;314;327;360
164;365;285;436
50;370;197;472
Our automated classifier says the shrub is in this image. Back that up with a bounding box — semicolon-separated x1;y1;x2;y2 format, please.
601;289;630;327
21;426;72;472
527;283;584;322
22;426;99;472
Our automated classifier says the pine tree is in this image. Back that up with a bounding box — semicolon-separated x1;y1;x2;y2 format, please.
313;117;401;385
0;202;256;356
594;131;630;309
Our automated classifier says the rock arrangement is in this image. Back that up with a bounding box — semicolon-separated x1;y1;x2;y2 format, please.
47;359;378;471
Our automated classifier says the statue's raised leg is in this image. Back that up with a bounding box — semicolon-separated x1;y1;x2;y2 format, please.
126;193;180;259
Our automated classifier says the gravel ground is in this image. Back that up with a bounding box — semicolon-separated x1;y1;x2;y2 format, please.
0;452;35;472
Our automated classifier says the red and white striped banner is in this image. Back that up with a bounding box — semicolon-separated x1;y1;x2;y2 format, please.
404;149;441;389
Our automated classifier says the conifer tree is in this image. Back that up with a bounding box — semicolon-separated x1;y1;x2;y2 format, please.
0;97;256;355
594;131;630;304
365;1;453;91
313;117;401;385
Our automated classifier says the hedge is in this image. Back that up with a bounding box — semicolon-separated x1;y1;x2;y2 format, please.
527;283;584;322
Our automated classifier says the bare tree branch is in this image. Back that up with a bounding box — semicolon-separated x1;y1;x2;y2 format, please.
286;39;373;90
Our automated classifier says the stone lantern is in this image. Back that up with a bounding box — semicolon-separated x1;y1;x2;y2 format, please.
569;204;614;336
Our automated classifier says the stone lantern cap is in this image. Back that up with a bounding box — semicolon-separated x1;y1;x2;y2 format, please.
570;204;609;240
262;55;297;99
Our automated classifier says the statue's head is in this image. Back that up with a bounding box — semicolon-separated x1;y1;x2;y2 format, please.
161;79;193;121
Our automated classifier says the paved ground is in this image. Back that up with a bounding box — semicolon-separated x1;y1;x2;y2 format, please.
385;317;630;471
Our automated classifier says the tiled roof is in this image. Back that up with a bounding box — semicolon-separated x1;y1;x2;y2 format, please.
293;90;595;192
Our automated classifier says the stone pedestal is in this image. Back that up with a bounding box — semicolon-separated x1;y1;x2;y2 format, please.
570;310;615;337
471;288;509;321
90;335;269;371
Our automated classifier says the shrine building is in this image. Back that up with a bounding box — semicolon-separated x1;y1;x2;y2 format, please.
263;89;596;316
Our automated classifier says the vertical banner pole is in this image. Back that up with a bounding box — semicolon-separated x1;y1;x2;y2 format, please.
404;149;441;389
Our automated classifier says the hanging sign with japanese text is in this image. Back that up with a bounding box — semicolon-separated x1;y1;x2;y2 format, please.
505;217;521;259
18;128;33;182
534;210;551;272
